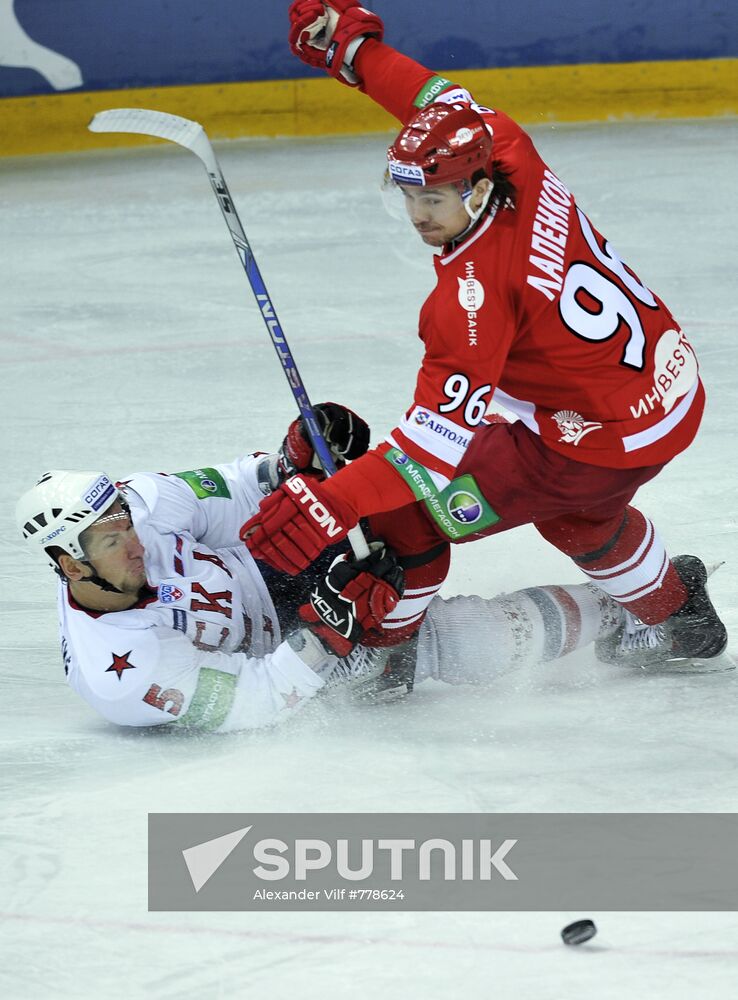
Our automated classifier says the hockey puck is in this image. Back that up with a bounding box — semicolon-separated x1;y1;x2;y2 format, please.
561;919;597;945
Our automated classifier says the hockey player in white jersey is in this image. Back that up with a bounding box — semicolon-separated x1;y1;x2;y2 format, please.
15;403;443;732
17;406;724;734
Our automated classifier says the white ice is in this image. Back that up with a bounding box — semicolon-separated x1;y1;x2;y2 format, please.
1;117;737;999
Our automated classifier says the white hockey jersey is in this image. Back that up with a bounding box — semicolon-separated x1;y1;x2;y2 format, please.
59;457;329;732
57;456;622;732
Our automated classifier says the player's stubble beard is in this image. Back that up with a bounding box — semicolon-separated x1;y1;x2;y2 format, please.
120;563;148;595
414;225;446;247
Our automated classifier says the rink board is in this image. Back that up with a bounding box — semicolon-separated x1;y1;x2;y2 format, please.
0;57;736;157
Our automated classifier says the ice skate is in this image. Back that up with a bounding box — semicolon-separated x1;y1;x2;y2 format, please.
596;555;733;673
347;635;420;703
323;644;391;690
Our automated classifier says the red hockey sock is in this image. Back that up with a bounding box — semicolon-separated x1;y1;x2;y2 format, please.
553;507;688;625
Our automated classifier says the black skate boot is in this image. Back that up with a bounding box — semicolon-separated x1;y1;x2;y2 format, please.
596;555;730;671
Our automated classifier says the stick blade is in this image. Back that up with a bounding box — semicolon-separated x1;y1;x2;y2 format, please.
88;108;215;166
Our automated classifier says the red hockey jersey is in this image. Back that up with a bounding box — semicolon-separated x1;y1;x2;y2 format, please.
317;41;704;520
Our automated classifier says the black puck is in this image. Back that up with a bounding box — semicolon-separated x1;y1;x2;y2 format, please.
561;919;597;945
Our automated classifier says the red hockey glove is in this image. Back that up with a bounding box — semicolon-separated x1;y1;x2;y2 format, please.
278;402;370;481
288;0;384;85
240;475;353;574
299;543;405;656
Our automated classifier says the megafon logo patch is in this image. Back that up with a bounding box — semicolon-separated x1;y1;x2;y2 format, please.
447;490;483;525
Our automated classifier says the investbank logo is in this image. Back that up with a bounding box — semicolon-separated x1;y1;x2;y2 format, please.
458;261;485;347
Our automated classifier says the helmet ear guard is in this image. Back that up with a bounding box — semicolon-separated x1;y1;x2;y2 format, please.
461;176;495;225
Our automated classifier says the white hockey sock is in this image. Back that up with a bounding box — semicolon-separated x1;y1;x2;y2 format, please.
416;584;621;686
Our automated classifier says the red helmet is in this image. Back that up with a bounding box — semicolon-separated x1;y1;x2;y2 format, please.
386;103;493;188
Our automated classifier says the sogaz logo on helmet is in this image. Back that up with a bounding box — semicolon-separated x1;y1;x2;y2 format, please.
447;490;483;525
388;160;425;186
84;476;115;511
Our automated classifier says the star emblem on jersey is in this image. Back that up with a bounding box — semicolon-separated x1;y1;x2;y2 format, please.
106;651;137;680
280;688;303;709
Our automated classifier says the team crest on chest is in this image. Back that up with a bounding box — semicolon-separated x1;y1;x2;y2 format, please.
552;410;603;446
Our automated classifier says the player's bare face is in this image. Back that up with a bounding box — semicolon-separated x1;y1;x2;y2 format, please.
82;503;147;594
400;184;470;245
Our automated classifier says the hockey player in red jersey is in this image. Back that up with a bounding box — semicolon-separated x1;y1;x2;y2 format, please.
242;1;728;669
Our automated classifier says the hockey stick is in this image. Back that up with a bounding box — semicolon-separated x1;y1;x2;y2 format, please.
88;108;369;559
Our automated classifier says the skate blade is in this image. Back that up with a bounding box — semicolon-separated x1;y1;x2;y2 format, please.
636;650;737;675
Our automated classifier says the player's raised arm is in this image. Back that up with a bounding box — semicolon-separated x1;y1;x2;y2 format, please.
289;1;455;123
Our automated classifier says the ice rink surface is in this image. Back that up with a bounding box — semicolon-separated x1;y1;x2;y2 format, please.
1;116;737;998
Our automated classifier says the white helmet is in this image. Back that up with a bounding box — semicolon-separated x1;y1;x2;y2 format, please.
16;471;121;569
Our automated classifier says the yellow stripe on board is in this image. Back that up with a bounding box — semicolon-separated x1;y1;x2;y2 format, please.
0;58;735;157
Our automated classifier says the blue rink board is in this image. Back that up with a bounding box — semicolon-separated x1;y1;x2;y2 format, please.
1;0;736;98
